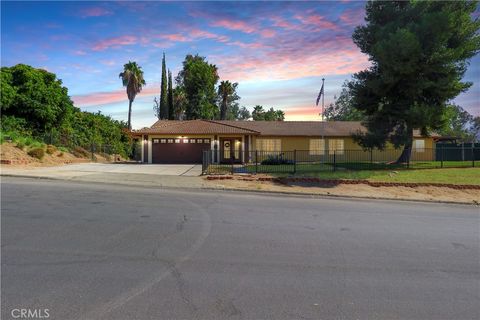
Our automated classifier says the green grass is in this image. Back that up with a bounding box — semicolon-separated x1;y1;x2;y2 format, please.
280;168;480;185
206;163;480;185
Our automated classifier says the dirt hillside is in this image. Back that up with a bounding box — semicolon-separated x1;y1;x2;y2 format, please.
0;142;118;167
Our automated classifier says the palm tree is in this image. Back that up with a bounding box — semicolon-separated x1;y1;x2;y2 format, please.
119;61;146;130
218;80;235;120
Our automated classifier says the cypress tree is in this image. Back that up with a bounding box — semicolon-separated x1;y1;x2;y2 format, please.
160;53;168;119
167;69;174;120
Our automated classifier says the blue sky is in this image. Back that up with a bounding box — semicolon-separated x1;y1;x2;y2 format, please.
1;1;479;129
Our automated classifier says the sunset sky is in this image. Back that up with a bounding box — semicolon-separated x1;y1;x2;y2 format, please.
2;1;479;129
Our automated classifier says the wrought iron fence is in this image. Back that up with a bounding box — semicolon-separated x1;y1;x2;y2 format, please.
203;147;479;175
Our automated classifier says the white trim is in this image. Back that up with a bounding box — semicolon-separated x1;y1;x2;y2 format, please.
148;137;152;163
141;135;145;162
241;136;245;163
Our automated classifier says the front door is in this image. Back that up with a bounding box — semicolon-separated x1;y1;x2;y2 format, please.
220;138;242;163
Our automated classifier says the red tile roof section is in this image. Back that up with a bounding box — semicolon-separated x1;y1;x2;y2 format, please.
135;120;434;137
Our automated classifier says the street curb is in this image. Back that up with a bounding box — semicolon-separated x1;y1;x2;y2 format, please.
1;173;478;206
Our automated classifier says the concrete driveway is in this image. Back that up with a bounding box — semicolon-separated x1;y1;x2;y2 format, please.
1;163;203;177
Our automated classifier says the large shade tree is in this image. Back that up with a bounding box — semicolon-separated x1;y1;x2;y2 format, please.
176;54;219;119
349;0;480;162
119;61;146;130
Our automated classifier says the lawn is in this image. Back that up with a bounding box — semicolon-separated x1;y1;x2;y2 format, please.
206;164;480;185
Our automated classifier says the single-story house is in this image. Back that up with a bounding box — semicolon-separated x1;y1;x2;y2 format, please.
132;120;436;164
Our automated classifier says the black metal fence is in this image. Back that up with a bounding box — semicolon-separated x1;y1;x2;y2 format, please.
203;147;479;175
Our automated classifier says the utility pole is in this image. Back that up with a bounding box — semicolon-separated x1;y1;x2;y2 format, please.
322;78;325;122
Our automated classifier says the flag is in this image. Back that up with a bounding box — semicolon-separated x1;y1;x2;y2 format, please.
316;83;324;106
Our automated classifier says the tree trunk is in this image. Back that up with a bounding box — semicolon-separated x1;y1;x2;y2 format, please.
127;100;133;130
220;99;227;120
395;127;413;164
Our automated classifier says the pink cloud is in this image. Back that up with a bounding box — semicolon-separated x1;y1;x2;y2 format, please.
294;14;339;31
160;34;189;42
340;8;365;26
73;50;87;56
79;7;113;18
211;19;257;34
72;86;158;107
92;35;137;51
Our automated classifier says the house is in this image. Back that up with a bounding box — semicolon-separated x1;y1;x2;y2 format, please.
133;120;436;164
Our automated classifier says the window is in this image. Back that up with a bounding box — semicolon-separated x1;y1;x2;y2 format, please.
160;139;166;143
197;139;203;144
204;139;210;144
414;139;425;153
190;139;196;143
153;139;159;144
256;139;281;152
175;139;180;143
328;139;344;155
183;139;189;143
309;139;325;155
167;139;174;143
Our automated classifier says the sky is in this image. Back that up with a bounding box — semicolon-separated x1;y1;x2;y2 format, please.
1;1;479;129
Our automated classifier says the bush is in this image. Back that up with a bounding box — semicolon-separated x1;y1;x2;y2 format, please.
57;152;64;157
46;144;57;155
261;154;295;165
28;147;45;159
72;146;89;158
15;141;25;150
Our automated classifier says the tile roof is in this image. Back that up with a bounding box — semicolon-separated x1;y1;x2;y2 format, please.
134;120;433;137
136;120;259;135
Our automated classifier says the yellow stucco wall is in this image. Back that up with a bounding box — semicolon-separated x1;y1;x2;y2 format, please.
251;136;436;162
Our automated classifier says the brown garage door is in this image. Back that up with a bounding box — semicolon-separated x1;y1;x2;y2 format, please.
152;138;210;164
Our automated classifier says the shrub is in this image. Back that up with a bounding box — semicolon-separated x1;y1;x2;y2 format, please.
28;147;45;159
15;141;25;150
57;152;64;157
260;154;295;165
72;146;89;158
46;144;57;155
58;146;69;152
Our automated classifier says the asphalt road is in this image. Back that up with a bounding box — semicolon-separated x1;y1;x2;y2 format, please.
1;177;479;320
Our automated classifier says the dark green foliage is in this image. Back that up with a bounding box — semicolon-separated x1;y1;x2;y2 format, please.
261;154;294;165
227;105;251;120
1;64;132;158
349;0;480;161
252;105;285;121
172;87;187;120
27;147;45;159
160;53;168;119
217;80;239;120
324;80;365;121
1;64;74;134
168;70;174;120
176;54;219;119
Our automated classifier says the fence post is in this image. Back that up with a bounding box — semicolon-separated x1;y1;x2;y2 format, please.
293;150;297;175
231;155;234;175
441;145;444;168
333;150;336;172
407;148;410;169
255;150;258;174
472;147;475;168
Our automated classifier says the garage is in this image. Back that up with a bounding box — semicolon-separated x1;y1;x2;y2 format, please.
152;137;211;164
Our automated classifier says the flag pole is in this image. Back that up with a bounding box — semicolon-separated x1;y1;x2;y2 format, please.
321;78;325;121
